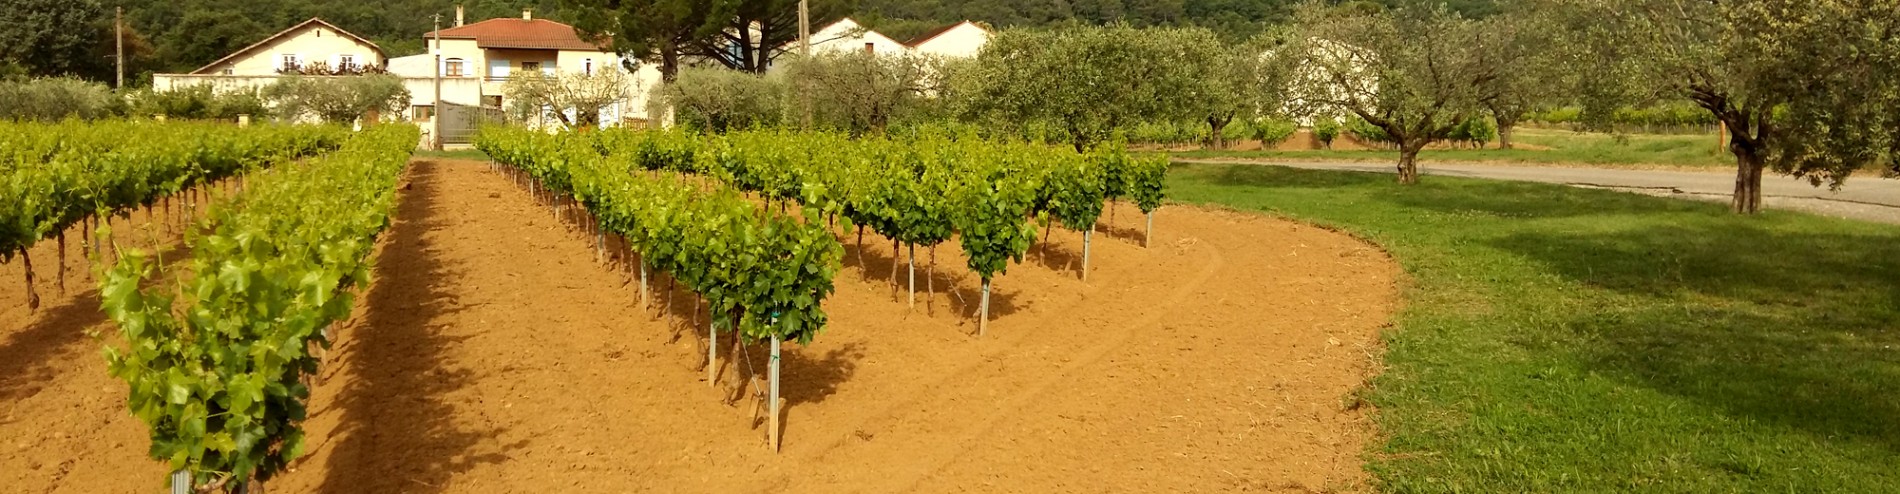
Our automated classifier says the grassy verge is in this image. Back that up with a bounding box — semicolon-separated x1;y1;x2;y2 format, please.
1168;163;1900;492
1171;128;1733;169
414;148;491;161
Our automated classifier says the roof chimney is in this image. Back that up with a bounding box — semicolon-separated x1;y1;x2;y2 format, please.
455;5;464;26
522;8;533;21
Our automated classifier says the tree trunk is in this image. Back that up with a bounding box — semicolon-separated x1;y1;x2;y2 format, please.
1497;119;1517;150
1731;146;1765;214
1207;115;1233;150
660;44;681;84
1397;144;1423;185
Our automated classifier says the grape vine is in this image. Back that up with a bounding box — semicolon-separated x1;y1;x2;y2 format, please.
98;124;418;491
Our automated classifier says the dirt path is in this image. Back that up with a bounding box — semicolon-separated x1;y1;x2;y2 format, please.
2;159;1400;493
1180;158;1900;225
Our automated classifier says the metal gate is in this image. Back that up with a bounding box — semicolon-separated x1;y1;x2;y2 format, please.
439;102;504;145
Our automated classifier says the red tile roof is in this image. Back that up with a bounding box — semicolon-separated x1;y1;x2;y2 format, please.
425;18;606;51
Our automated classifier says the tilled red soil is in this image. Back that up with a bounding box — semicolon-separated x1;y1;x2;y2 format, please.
1;159;1400;493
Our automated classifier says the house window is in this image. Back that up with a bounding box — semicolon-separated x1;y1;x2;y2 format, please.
521;61;541;74
583;59;594;75
446;58;466;77
220;68;233;75
281;54;301;72
865;42;875;54
412;105;434;122
339;54;357;72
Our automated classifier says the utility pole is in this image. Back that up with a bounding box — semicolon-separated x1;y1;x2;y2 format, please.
115;7;124;89
799;0;811;130
433;13;444;151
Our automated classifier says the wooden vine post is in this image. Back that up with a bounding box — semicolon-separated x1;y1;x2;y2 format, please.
708;317;719;386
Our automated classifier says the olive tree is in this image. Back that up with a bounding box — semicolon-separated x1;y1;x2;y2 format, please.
650;66;785;132
783;50;939;135
1472;7;1564;150
1284;3;1489;184
262;75;410;124
1561;0;1900;214
502;69;636;130
1178;27;1284;148
961;24;1206;152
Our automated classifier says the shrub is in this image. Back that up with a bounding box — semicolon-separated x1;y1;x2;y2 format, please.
1312;118;1342;149
1256;118;1299;148
129;84;269;120
651;67;786;133
0;77;122;121
1449;117;1498;148
1345;116;1393;146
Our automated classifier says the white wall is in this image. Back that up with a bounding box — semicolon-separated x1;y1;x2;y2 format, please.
913;22;991;58
808;18;910;56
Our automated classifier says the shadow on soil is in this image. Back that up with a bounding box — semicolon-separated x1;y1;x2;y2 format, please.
0;225;190;402
0;289;104;401
313;161;510;493
1489;223;1900;453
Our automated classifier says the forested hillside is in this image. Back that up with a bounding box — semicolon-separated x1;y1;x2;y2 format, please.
854;0;1500;40
2;0;1497;84
2;0;564;82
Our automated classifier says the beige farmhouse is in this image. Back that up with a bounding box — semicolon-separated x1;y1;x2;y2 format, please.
189;18;387;76
389;6;658;117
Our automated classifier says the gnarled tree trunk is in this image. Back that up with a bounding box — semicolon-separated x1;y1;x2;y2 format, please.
1730;144;1765;214
1207;114;1233;150
1397;142;1424;185
1497;117;1517;150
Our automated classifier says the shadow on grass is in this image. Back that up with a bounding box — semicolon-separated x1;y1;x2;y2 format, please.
1387;180;1715;219
1490;223;1900;452
1183;161;1717;219
1201;162;1393;189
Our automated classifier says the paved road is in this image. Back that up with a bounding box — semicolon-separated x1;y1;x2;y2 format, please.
1177;159;1900;225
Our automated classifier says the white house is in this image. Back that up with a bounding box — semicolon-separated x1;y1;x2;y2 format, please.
152;18;393;94
185;18;386;77
155;7;659;146
792;18;991;58
906;21;992;58
389;7;661;131
802;18;910;55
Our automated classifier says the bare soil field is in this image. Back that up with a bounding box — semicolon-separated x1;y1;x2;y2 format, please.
1;159;1400;493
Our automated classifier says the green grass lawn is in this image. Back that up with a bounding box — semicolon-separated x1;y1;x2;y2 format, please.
1167;163;1900;492
1173;128;1734;169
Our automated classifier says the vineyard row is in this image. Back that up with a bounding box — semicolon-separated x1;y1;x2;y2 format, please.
97;125;420;492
